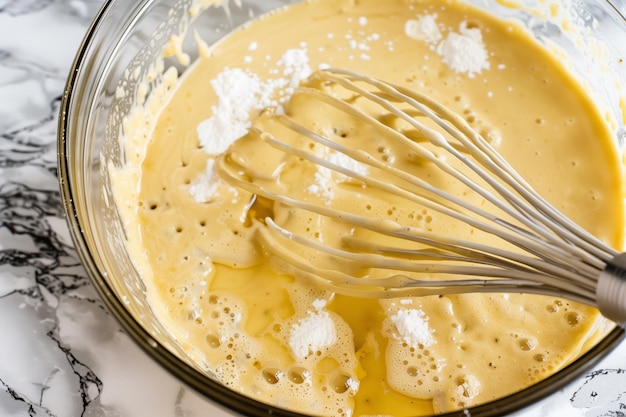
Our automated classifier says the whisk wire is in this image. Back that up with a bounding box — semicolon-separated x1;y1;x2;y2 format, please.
266;115;597;277
293;76;594;269
220;141;599;296
268;96;604;281
215;68;626;324
315;69;616;263
395;83;617;261
257;220;598;305
266;216;598;294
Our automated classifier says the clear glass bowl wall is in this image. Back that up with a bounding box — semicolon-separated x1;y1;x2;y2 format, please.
58;0;626;416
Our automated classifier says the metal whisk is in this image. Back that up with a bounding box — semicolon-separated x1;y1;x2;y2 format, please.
216;68;626;325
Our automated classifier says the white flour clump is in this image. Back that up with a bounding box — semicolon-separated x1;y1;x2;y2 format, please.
196;48;312;156
405;15;489;77
307;146;369;203
197;68;273;156
437;21;490;77
307;168;336;202
289;299;337;359
188;159;240;203
192;48;312;202
188;159;220;203
277;48;312;90
389;308;435;348
405;14;442;45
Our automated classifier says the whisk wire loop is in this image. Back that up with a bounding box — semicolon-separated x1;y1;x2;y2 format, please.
257;220;598;305
262;116;601;284
269;88;605;283
315;69;617;264
215;68;626;324
219;145;599;299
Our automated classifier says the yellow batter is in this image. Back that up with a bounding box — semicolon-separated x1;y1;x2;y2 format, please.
113;0;624;415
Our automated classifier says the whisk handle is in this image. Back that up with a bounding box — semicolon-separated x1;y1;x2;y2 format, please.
598;253;626;326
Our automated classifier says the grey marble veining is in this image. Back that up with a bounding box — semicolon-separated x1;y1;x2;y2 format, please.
0;1;227;416
0;0;624;416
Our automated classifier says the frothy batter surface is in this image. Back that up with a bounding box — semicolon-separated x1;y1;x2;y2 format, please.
114;0;624;415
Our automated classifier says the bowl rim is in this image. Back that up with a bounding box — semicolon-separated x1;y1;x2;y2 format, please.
56;0;626;416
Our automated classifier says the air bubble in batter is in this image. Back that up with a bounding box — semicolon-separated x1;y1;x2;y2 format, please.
206;333;221;348
288;367;311;384
330;374;352;394
262;367;283;384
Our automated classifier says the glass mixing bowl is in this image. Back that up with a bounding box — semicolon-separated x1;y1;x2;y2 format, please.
58;0;626;415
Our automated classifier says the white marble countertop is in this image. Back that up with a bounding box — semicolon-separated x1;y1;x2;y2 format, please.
0;1;624;416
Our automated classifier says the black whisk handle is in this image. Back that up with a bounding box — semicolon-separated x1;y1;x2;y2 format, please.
598;253;626;326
